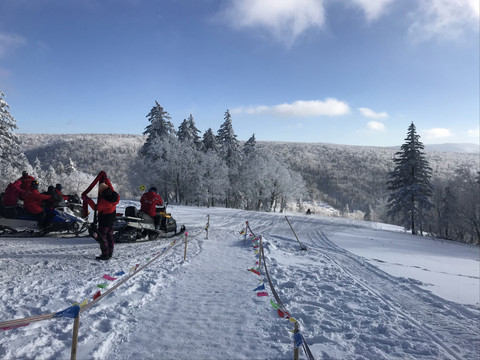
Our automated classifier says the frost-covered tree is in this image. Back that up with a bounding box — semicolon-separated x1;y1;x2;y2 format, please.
202;128;218;152
387;122;433;235
142;101;176;156
0;91;24;176
244;134;257;156
364;204;374;221
217;109;241;166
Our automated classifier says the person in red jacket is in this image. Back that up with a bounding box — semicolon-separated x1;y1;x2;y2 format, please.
95;182;120;260
140;187;163;229
18;171;35;191
3;180;25;206
23;180;52;228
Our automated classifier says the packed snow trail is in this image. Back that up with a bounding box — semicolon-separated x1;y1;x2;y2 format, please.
0;205;478;359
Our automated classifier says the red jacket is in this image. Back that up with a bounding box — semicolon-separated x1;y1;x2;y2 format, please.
23;189;51;215
140;191;163;217
19;175;35;190
3;180;25;206
97;190;120;216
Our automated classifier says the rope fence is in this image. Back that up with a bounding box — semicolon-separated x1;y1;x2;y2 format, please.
243;220;315;360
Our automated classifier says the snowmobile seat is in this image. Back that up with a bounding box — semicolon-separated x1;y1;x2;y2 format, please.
125;206;138;218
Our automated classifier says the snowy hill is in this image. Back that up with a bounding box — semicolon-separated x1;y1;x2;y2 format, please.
16;134;479;214
0;203;478;359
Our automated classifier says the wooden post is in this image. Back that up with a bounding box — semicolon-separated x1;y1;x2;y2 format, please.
293;321;299;360
183;232;188;261
244;221;248;245
70;315;80;360
205;215;210;239
258;235;262;274
285;216;306;250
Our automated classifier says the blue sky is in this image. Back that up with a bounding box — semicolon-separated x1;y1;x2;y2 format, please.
0;0;478;146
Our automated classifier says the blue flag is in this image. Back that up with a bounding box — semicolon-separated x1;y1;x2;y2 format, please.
253;284;265;291
294;333;303;348
55;304;80;319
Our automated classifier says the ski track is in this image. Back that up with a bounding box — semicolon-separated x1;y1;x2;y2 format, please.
0;207;478;360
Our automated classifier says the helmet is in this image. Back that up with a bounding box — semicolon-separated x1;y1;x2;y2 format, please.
22;171;28;177
31;180;39;190
149;187;157;193
55;183;63;190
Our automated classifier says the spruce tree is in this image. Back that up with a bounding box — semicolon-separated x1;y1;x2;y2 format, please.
216;109;240;166
387;122;433;235
202;128;218;152
142;101;175;156
244;134;257;156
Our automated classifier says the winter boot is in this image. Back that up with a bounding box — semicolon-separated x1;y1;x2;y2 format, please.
95;254;109;261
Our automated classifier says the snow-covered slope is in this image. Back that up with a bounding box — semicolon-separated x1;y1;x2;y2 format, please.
0;203;478;359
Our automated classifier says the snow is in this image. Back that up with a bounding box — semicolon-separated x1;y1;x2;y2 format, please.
0;202;479;360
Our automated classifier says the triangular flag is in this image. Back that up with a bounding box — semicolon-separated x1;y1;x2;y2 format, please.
80;299;88;307
256;292;268;297
253;284;265;291
277;309;291;318
270;300;279;309
55;304;80;319
247;269;261;276
97;283;108;289
114;271;125;276
93;291;101;299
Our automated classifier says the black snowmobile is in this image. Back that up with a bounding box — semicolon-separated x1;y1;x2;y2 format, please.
113;205;185;243
0;201;88;237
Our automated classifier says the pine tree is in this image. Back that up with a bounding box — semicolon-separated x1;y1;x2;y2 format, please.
0;91;22;167
142;101;176;156
387;122;433;235
216;109;241;166
202;128;218;152
244;134;257;156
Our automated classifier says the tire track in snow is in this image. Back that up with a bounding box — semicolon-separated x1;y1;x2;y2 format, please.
304;229;478;360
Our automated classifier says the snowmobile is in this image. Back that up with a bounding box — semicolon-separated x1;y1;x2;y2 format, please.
0;203;88;237
113;205;185;243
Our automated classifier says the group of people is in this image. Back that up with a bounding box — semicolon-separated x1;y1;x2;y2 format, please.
2;172;165;262
2;171;70;229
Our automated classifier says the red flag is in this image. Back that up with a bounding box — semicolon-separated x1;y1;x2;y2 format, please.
93;291;101;300
257;292;268;297
248;269;261;276
277;309;291;318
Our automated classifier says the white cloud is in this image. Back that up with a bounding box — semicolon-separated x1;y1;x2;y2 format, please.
232;98;350;117
218;0;325;44
423;128;452;139
408;0;480;42
358;107;388;119
367;121;386;131
350;0;394;21
0;32;26;58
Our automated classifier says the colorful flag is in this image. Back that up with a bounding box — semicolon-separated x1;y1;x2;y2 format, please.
253;284;265;291
256;292;268;297
97;283;108;289
55;304;80;319
294;333;303;348
93;291;101;299
103;274;117;281
114;271;125;276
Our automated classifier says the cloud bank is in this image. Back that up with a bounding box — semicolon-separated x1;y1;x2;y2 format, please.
232;98;350;117
367;121;386;132
218;0;325;44
218;0;478;44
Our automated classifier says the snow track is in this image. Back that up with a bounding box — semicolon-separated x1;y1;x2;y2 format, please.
0;206;478;360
